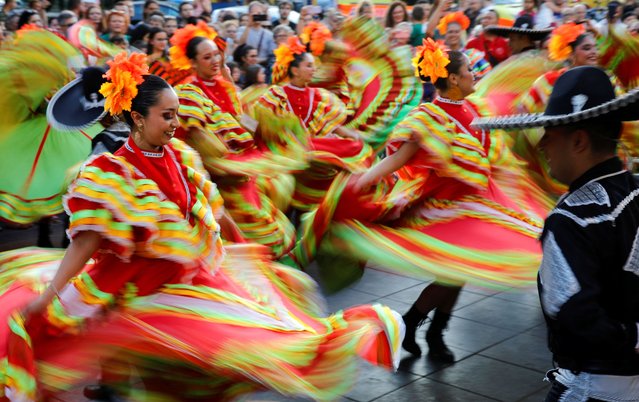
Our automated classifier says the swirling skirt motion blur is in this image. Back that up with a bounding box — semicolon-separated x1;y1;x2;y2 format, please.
0;246;403;401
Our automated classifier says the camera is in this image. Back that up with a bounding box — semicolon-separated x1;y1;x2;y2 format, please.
253;14;268;21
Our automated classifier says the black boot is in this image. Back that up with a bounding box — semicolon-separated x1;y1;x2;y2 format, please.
401;305;428;356
426;310;455;363
83;384;126;401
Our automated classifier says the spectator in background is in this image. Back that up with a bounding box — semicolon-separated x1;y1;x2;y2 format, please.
110;34;129;50
518;0;537;20
222;19;239;62
103;10;130;41
1;0;18;24
164;16;177;37
5;11;19;32
146;27;168;62
58;10;78;37
297;5;318;33
274;0;296;31
218;9;239;22
233;43;259;85
242;64;267;90
147;11;165;28
597;1;623;36
191;0;212;19
573;3;587;23
273;24;294;46
239;13;248;27
85;5;104;33
129;23;150;51
28;0;49;27
464;0;483;31
324;8;345;36
67;0;87;20
560;6;575;24
49;15;60;32
236;2;276;66
390;21;412;45
623;11;637;26
17;9;43;29
385;1;409;29
466;8;510;66
410;1;430;47
178;2;194;28
137;0;159;27
226;61;243;92
535;0;563;28
356;0;375;20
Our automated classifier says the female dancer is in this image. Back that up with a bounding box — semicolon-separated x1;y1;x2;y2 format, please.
256;35;373;212
289;39;551;361
0;52;402;401
170;21;300;257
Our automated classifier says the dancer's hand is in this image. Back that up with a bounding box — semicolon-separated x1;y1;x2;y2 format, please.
21;291;55;321
353;172;378;192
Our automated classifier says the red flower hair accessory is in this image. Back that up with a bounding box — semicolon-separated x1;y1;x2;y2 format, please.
169;21;220;70
99;52;149;116
272;36;307;84
300;21;332;56
548;22;586;62
437;12;470;35
412;38;450;83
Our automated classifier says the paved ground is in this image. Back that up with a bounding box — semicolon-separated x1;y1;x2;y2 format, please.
1;220;552;401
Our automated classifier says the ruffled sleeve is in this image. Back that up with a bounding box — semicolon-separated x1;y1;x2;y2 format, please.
389;103;490;190
175;83;254;152
63;154;223;267
307;88;348;138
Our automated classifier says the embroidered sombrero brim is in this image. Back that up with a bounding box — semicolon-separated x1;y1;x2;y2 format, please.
472;87;639;130
485;25;552;40
47;77;106;131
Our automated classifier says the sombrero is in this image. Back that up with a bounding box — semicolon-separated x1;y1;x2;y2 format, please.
47;66;107;131
472;66;639;130
485;15;552;40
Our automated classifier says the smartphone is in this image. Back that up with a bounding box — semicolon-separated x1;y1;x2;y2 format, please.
253;14;268;21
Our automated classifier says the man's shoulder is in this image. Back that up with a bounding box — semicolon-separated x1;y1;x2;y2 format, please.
550;173;639;228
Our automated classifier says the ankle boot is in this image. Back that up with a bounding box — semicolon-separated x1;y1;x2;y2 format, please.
426;310;455;363
401;305;428;356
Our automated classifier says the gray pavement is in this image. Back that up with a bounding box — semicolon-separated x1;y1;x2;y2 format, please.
1;221;552;401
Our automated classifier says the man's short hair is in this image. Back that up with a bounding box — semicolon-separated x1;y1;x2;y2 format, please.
570;119;622;155
248;1;266;14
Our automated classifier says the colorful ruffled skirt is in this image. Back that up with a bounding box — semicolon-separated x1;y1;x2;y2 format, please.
0;245;402;401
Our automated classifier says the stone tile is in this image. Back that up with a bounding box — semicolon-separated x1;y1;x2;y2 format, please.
480;333;554;373
463;284;508;296
386;285;489;311
325;288;378;312
427;355;547;401
385;283;432;304
453;290;490;310
525;323;548;339
453;296;545;333
374;377;497;402
443;316;519;354
344;362;420;402
349;269;422;298
517;384;551;402
493;287;541;308
397;346;474;377
238;391;329;401
372;297;412;315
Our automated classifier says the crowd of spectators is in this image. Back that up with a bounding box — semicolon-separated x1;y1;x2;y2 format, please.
1;0;638;87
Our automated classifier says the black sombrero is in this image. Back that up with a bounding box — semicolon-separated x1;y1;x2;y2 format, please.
472;66;639;130
46;66;107;131
485;15;552;40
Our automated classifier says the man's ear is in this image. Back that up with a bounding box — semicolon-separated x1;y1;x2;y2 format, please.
572;129;591;154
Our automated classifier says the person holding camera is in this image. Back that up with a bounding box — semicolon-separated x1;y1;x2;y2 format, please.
236;1;276;66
